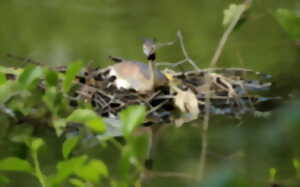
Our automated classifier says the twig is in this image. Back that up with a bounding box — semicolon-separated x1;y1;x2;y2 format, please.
154;95;174;99
146;91;161;102
199;0;253;180
177;31;200;71
77;82;126;107
146;170;199;181
156;59;188;67
210;0;252;67
156;40;177;49
172;67;258;77
5;53;43;66
198;74;211;180
146;100;169;115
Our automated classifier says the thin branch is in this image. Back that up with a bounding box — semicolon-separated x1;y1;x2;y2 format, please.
210;0;252;67
156;59;187;67
5;53;43;66
177;31;200;71
199;0;253;180
146;170;199;181
198;74;211;180
146;100;169;115
156;40;176;49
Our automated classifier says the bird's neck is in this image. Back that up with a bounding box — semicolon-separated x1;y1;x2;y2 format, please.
148;60;156;88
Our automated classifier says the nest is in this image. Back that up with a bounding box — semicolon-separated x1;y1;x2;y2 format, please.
1;53;277;129
72;66;276;127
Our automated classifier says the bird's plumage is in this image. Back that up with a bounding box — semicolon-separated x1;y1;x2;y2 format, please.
108;61;167;92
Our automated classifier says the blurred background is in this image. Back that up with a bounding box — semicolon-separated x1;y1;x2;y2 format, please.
0;0;300;186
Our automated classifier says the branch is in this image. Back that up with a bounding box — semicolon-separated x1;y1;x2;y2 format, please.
210;0;252;67
156;59;187;67
146;170;199;181
199;0;253;180
5;53;43;66
156;40;176;49
177;31;200;70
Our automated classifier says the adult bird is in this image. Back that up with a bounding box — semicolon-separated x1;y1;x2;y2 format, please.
105;39;168;92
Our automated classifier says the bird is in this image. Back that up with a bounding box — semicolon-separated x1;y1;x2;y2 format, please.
105;39;168;92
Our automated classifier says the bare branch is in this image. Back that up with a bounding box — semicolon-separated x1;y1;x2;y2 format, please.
177;30;200;71
156;40;177;49
199;0;253;180
156;59;187;67
5;53;43;66
146;170;199;181
210;0;252;67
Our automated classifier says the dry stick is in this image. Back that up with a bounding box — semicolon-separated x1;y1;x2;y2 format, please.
156;59;187;67
156;32;196;69
77;82;125;105
6;53;43;66
147;170;199;181
5;53;69;73
156;40;176;49
177;31;200;71
146;100;169;115
210;0;252;67
198;0;252;180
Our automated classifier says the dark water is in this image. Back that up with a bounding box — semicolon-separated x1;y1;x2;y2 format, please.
1;0;300;186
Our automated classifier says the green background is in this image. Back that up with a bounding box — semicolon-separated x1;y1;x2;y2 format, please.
0;0;300;186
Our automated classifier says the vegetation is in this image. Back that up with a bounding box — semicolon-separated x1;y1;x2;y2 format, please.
0;0;300;187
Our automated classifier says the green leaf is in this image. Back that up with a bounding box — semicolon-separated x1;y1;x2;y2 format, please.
43;86;64;115
275;9;300;40
63;136;80;159
30;138;45;152
120;105;146;137
0;157;33;173
0;81;20;103
63;61;82;93
18;65;43;89
75;160;108;183
67;109;105;133
87;118;106;133
0;72;6;85
0;175;10;184
69;178;85;187
223;4;246;28
53;119;67;136
50;155;87;186
45;69;59;87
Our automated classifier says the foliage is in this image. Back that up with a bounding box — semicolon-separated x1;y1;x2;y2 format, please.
0;64;149;187
0;2;300;187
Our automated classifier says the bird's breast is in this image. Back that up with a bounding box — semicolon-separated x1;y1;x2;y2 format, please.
108;61;167;92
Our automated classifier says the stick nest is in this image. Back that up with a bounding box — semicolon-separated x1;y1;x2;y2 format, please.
73;66;276;126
